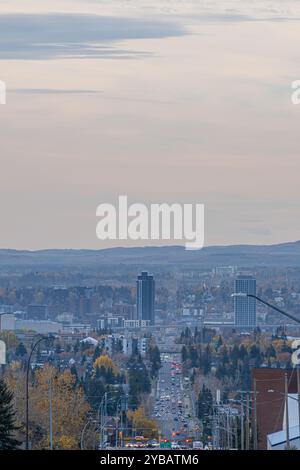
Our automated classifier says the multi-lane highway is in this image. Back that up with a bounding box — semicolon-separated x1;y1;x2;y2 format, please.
153;349;198;445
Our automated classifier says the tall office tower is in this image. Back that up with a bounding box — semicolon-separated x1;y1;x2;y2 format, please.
136;271;155;325
234;273;256;327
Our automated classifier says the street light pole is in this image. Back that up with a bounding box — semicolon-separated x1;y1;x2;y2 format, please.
26;335;53;450
232;293;300;325
232;293;300;449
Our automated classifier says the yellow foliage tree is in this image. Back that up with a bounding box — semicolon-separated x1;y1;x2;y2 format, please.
33;365;90;449
127;406;158;438
4;363;89;449
0;331;19;349
93;354;118;376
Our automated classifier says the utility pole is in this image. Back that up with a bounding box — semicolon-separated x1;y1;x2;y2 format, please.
226;412;230;450
297;369;300;442
246;394;250;450
285;373;290;450
240;399;244;450
217;407;220;449
234;415;238;450
49;377;53;450
115;417;119;448
253;380;258;450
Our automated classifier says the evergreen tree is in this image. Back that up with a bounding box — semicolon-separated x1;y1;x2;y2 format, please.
0;379;20;449
149;345;161;377
15;342;27;358
216;335;223;349
197;384;213;439
92;345;102;362
181;345;188;363
203;345;211;375
266;344;276;358
127;352;151;407
190;347;198;367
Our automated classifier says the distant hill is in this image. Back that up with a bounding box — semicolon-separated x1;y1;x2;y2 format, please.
1;241;300;271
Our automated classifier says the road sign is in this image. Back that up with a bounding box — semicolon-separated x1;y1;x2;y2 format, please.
160;441;172;449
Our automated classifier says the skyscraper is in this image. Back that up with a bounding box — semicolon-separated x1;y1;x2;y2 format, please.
234;273;256;327
136;271;155;325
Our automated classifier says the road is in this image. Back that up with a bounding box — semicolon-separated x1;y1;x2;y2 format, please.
152;341;198;444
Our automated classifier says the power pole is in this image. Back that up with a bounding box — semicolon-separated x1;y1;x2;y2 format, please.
285;373;290;450
226;412;230;450
240;400;244;450
49;378;53;450
234;415;238;450
297;369;300;443
246;394;250;450
253;380;258;450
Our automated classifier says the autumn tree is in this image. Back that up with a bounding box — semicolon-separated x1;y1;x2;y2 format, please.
93;355;119;376
33;365;90;449
127;406;158;438
4;363;89;449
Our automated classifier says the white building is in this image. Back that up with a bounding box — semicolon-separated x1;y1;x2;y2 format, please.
123;319;150;329
0;314;16;331
15;319;61;334
80;336;99;347
102;333;149;357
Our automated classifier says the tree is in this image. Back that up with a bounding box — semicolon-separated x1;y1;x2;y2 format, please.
92;345;103;362
4;363;89;449
127;353;151;408
181;345;188;363
197;384;213;440
148;345;161;377
216;335;223;349
15;342;27;358
203;345;212;375
33;365;90;449
0;378;20;449
190;347;198;367
127;406;158;438
93;355;119;376
0;331;18;350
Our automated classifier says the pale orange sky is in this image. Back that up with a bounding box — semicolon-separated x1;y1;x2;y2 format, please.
0;1;300;249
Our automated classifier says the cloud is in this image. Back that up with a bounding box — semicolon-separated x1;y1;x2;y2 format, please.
0;13;185;60
11;88;103;94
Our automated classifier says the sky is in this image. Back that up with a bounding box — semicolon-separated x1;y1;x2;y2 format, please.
0;0;300;250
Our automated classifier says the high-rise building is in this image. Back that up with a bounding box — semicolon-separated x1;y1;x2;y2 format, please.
234;273;256;326
27;304;48;320
136;271;155;325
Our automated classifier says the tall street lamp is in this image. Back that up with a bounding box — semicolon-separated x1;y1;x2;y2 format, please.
231;293;300;325
232;293;300;449
26;334;55;450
